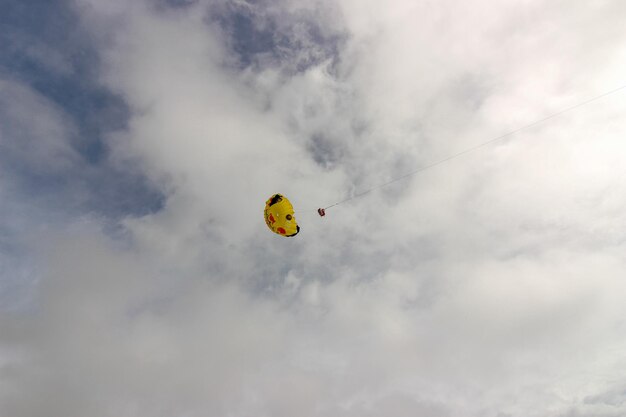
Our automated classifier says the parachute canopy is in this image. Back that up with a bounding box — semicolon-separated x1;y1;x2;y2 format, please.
264;194;300;237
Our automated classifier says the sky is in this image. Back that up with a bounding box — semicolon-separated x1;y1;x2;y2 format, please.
1;0;626;416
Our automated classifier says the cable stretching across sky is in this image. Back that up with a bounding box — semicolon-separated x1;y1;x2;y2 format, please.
319;84;626;213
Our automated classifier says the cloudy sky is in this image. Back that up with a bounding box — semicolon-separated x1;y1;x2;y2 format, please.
1;0;626;416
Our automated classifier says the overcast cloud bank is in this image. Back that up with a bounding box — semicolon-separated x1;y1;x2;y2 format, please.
1;1;626;416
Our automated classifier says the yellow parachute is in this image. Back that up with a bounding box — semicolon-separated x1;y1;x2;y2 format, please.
264;194;300;237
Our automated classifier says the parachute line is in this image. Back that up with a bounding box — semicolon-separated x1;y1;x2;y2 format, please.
322;84;626;211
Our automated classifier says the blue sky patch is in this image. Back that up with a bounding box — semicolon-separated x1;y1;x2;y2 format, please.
0;0;165;220
210;1;346;73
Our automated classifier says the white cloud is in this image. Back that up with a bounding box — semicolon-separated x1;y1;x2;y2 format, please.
2;0;626;416
0;80;80;174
